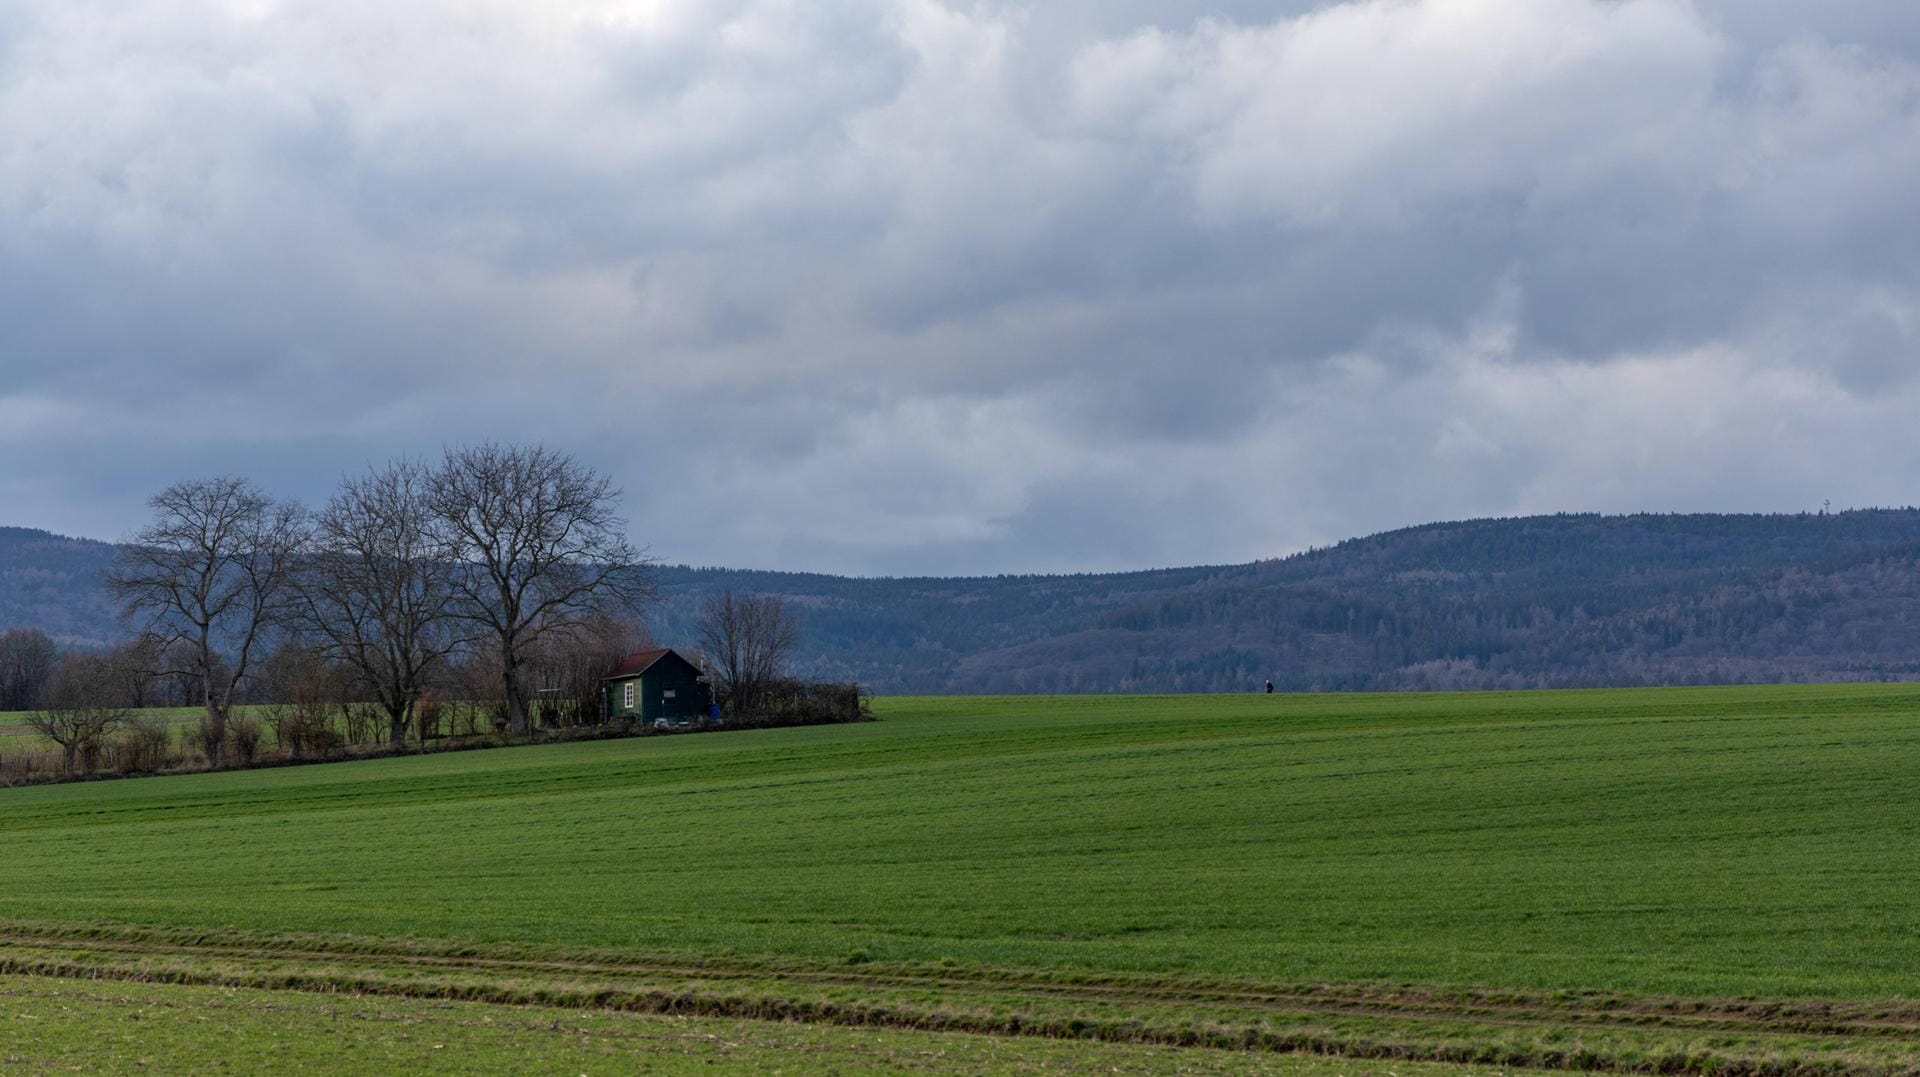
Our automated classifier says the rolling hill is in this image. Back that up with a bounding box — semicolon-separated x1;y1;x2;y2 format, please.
0;526;124;648
7;510;1920;692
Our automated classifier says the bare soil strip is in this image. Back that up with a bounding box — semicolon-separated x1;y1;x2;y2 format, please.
2;922;1916;1076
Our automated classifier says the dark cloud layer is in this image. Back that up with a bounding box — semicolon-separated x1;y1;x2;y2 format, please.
1;1;1916;574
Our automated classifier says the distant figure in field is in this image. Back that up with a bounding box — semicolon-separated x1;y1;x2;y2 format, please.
1264;680;1274;694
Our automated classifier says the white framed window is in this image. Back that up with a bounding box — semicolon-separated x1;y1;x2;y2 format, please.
623;682;635;709
663;689;676;699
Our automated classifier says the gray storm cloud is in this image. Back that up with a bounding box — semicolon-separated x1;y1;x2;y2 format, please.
1;0;1916;574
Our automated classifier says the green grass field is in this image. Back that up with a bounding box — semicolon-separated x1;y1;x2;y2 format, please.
0;701;495;757
4;686;1920;1073
6;975;1553;1076
0;704;199;741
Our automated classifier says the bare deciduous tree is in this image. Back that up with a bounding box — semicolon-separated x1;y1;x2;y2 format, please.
0;627;58;711
27;653;133;776
299;459;464;747
257;641;347;759
107;476;307;765
104;633;168;709
524;615;651;728
695;591;798;718
428;443;653;734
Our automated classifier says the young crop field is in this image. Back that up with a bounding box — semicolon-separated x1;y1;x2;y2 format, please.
3;686;1920;1074
6;975;1552;1076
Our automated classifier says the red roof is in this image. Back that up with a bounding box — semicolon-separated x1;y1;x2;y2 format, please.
603;648;677;680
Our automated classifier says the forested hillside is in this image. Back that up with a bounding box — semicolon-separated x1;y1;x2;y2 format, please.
9;511;1920;692
0;527;124;648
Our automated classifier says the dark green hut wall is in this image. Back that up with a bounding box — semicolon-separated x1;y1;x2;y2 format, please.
604;680;631;720
605;654;711;722
640;655;709;720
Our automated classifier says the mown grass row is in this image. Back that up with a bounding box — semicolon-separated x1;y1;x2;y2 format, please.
1;924;1912;1076
10;918;1920;1038
11;974;1510;1077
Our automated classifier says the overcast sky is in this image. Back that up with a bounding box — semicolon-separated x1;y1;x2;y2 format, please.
2;1;1917;575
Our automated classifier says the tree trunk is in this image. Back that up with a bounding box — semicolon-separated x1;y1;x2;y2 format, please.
502;659;529;735
200;657;228;767
205;704;228;768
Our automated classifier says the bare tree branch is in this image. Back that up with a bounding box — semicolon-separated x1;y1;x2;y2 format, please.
427;443;655;733
26;654;134;776
105;476;307;765
297;458;467;748
695;591;797;719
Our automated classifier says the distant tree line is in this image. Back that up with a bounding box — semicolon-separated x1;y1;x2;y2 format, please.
0;627;58;711
94;443;650;768
1;442;861;786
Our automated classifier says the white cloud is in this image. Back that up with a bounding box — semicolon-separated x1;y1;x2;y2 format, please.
1064;0;1724;224
0;0;1916;572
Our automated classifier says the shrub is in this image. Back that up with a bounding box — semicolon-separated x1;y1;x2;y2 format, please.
306;724;345;756
230;715;264;766
415;689;443;743
112;716;174;774
25;653;135;776
727;679;870;729
0;746;59;785
340;702;380;746
186;716;226;767
269;701;339;761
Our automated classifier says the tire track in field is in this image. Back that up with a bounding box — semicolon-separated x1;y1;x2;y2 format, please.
0;923;1915;1047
